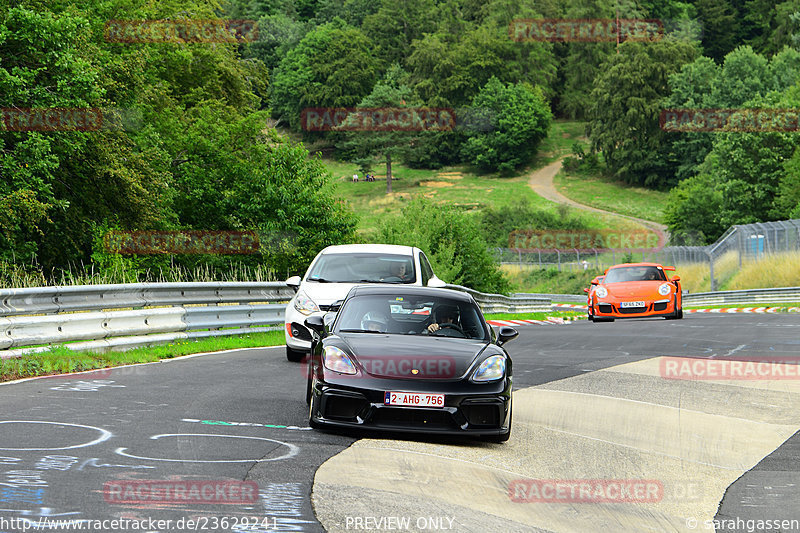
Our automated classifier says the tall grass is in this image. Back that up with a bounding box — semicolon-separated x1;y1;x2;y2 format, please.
0;261;278;289
726;251;800;290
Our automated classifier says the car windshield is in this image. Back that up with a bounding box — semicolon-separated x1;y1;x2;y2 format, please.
335;294;489;340
306;253;416;284
604;266;666;283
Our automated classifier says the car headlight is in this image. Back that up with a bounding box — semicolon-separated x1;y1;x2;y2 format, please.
294;291;319;315
595;286;608;298
322;346;357;375
471;354;506;382
658;283;672;296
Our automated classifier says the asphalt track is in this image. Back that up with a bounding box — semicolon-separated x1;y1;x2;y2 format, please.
0;313;798;533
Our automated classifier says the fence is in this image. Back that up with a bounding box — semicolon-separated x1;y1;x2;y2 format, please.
496;218;800;291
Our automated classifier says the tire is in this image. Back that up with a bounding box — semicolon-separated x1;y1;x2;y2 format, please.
308;388;321;429
286;346;305;362
666;296;682;320
305;363;313;405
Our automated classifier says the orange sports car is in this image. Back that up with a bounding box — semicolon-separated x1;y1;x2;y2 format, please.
588;263;682;322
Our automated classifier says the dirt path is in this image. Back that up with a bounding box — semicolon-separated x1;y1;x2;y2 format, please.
527;158;669;239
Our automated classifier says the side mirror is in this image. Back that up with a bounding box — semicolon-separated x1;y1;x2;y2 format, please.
671;275;680;282
427;276;447;288
323;312;337;328
590;280;599;285
304;315;324;333
286;275;301;293
583;287;590;293
497;326;518;346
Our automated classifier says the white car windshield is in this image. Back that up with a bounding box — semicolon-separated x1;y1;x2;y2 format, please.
306;253;416;283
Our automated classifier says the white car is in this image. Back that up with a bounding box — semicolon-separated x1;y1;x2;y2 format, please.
283;244;446;361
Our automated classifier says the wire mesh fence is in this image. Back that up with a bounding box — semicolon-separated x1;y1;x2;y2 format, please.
495;219;800;291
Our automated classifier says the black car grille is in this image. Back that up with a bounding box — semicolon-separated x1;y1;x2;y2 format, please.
371;407;456;429
322;394;368;420
598;304;614;314
653;302;668;311
619;305;651;314
463;403;502;427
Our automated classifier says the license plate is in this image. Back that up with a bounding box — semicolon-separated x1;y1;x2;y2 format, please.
620;301;646;308
384;392;445;408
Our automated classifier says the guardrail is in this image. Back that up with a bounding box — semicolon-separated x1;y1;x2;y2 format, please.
444;284;552;313
519;287;800;308
0;282;294;359
0;282;554;359
682;287;800;306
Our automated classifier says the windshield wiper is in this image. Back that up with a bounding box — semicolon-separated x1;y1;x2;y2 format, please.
308;277;334;283
339;329;383;334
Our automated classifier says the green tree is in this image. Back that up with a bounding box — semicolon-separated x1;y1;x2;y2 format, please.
378;198;510;294
586;39;698;187
361;0;436;66
335;65;424;193
661;56;720;182
694;0;741;62
462;77;552;173
774;147;800;218
270;20;378;130
663;173;725;244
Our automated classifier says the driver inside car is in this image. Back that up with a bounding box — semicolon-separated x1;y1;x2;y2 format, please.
427;304;460;333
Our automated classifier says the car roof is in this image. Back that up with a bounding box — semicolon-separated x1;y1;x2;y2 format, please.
319;244;416;255
347;285;472;302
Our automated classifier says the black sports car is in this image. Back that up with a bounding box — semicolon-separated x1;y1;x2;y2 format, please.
304;285;518;442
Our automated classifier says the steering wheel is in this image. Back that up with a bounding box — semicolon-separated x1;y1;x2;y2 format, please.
434;323;466;337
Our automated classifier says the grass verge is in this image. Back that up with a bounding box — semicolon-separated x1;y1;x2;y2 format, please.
554;169;669;224
484;310;584;321
0;331;284;383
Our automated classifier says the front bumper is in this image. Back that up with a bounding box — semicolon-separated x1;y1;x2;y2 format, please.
309;374;512;437
592;298;676;318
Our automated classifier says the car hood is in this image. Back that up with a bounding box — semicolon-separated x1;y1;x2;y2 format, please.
338;334;490;380
604;281;665;299
300;281;416;306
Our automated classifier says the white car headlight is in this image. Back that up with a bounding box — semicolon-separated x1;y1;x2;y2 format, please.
294;291;319;315
658;283;672;296
322;346;357;375
595;286;608;299
471;355;506;382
